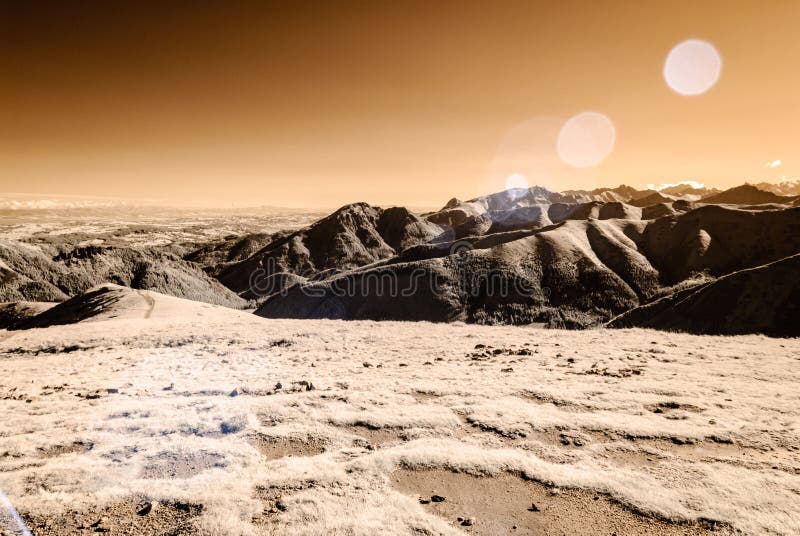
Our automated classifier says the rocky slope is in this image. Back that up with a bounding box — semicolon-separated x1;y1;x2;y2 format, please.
253;204;800;331
213;203;442;300
608;253;800;337
0;240;245;308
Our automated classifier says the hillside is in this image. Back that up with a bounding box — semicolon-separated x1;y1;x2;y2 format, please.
608;253;800;336
253;204;800;330
215;203;441;299
701;184;795;205
0;240;246;308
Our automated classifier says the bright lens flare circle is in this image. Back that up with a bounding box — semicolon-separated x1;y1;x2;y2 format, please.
557;112;616;168
504;173;529;191
664;39;722;96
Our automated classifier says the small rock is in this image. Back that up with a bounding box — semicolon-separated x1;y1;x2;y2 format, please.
460;517;474;526
419;498;430;504
474;344;486;349
106;388;119;394
528;503;540;512
174;502;193;512
274;382;282;390
137;502;153;516
229;388;239;397
501;367;514;373
431;495;445;503
363;362;373;367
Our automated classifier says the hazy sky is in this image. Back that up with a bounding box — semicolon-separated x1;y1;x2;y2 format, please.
2;1;799;208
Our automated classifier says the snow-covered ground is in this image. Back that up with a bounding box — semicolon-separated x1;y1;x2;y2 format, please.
0;291;798;535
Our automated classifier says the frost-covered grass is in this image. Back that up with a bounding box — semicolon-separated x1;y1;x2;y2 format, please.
0;293;798;534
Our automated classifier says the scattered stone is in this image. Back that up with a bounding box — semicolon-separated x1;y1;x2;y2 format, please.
136;502;152;516
297;380;314;391
363;362;373;367
460;517;474;526
431;495;445;503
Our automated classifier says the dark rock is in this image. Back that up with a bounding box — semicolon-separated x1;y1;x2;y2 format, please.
137;502;153;516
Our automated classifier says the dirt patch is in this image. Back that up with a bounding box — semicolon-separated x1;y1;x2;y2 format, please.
347;425;407;449
251;434;326;460
16;499;204;536
139;450;227;479
391;469;727;535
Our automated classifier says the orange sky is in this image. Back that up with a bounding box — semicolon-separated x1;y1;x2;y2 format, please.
1;1;799;208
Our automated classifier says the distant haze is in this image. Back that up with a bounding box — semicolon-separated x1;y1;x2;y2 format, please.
1;1;798;208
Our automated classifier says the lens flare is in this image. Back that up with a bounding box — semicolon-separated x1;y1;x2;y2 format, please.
0;489;32;536
557;112;616;168
504;173;529;191
664;39;722;96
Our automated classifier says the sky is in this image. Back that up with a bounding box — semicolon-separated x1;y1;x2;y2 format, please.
1;0;799;208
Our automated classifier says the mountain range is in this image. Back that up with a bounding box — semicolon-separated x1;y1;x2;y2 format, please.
1;182;798;335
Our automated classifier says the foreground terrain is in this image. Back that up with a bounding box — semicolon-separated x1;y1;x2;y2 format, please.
1;287;798;535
